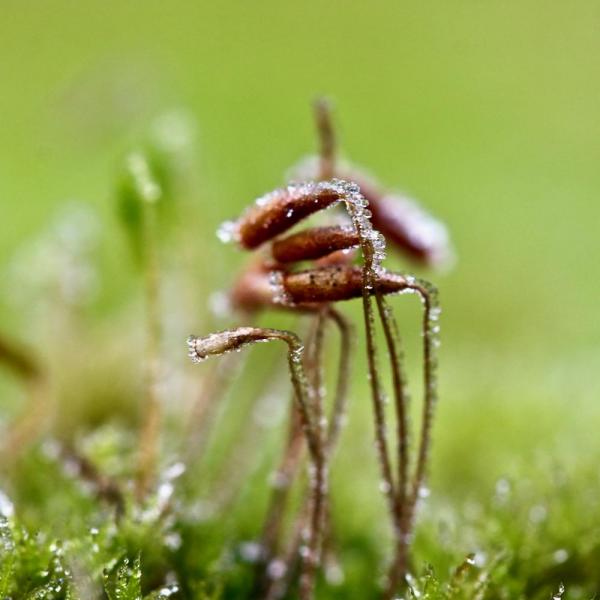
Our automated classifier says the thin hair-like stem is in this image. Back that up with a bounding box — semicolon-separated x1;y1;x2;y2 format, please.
253;314;324;598
375;293;410;507
314;97;336;181
375;293;411;598
406;281;439;516
323;307;353;453
188;327;325;600
259;307;353;599
136;200;163;500
297;312;327;600
360;293;401;527
384;280;440;598
309;308;327;456
220;174;441;596
345;197;402;540
262;307;353;600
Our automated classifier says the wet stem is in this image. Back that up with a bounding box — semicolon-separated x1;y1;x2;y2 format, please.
286;338;327;600
353;214;402;543
260;308;353;600
406;285;437;520
384;282;439;598
375;293;411;597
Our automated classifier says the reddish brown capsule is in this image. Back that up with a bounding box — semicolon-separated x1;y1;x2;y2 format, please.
271;225;359;264
229;258;277;313
233;184;343;250
231;264;414;309
281;265;410;305
369;193;450;266
334;169;451;267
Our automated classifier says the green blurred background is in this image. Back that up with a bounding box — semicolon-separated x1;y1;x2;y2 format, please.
1;0;599;579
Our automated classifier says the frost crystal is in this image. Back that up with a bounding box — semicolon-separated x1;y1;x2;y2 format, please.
216;220;238;244
269;270;292;306
0;490;14;519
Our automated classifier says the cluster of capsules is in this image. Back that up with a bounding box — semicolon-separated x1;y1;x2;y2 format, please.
188;102;452;600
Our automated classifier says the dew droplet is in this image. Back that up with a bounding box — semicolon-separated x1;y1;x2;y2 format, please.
552;582;565;599
216;220;238;244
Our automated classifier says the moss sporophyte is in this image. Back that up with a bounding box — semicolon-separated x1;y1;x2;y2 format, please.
187;100;449;599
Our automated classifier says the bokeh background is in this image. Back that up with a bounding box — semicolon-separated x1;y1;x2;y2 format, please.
1;1;599;596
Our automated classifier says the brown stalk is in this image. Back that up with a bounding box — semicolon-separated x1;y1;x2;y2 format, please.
355;247;403;546
227;176;406;553
257;307;353;598
309;106;439;566
216;98;446;598
230;187;438;591
308;107;432;584
252;313;326;598
253;262;439;594
188;327;326;600
261;307;353;600
314;97;336;181
374;292;411;596
383;279;439;598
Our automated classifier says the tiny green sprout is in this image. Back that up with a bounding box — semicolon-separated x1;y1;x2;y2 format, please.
116;149;166;500
116;114;195;500
117;111;196;265
117;151;163;265
127;152;162;205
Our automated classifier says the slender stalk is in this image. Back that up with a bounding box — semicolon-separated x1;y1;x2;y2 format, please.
347;199;402;537
384;280;440;598
256;312;324;594
262;307;353;600
360;293;400;519
343;188;412;597
188;327;326;600
405;281;439;518
375;293;411;598
260;308;353;599
314;97;336;181
136;198;162;500
375;293;410;507
308;307;327;462
294;324;327;600
324;308;353;453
